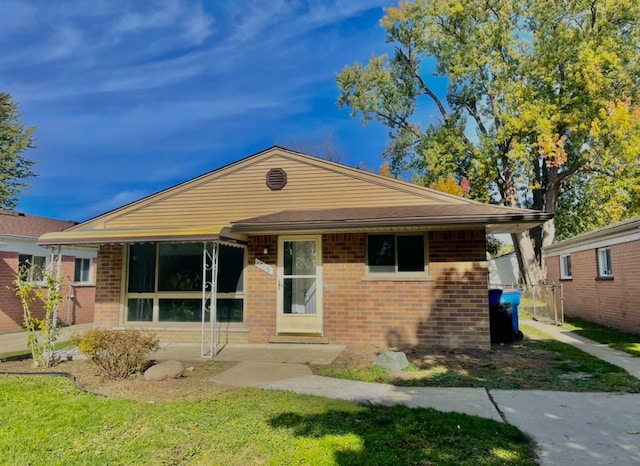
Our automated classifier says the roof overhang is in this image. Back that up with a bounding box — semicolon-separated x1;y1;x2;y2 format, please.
38;226;247;247
232;206;553;235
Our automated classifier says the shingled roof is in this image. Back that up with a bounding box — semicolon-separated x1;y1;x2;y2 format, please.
0;211;77;239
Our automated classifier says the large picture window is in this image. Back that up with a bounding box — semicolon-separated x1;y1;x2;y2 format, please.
125;242;246;324
367;234;426;273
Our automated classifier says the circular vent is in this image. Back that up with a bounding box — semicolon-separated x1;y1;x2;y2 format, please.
266;168;287;191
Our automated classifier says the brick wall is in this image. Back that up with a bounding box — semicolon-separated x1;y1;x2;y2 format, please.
0;251;96;334
94;244;124;328
546;240;640;333
246;230;489;350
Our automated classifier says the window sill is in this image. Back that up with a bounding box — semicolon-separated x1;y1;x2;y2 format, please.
120;323;249;331
72;282;95;287
560;277;573;281
596;276;614;281
361;273;434;282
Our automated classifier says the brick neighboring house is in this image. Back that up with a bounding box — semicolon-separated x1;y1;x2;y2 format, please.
544;217;640;334
40;147;551;351
0;211;97;334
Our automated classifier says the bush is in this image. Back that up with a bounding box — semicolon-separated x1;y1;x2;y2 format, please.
78;329;159;379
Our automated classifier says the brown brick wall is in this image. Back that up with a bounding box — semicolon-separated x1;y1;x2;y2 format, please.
0;251;96;334
246;230;489;350
94;244;124;328
546;240;640;333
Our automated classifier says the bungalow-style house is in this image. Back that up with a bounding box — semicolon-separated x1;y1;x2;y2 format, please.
544;217;640;333
39;147;551;353
0;210;97;334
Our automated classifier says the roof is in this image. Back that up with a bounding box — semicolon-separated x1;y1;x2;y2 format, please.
544;216;640;256
38;146;552;245
0;211;77;239
232;204;552;234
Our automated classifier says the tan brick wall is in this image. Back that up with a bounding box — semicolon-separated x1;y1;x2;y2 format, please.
246;230;490;350
546;240;640;333
0;251;96;334
94;244;124;328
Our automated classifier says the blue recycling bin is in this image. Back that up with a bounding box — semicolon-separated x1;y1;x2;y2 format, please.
500;289;523;333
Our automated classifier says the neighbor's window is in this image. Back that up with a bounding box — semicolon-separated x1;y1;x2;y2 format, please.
597;248;613;278
125;242;246;324
74;258;92;283
367;234;426;273
560;255;572;280
18;254;47;283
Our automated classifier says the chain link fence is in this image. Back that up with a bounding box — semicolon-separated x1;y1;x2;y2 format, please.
489;283;564;325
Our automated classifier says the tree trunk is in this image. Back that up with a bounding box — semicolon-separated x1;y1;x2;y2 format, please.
511;231;546;285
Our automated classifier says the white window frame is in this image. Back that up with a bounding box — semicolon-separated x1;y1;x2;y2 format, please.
73;257;93;284
18;253;48;284
597;247;613;278
365;233;429;279
124;243;247;325
560;254;572;280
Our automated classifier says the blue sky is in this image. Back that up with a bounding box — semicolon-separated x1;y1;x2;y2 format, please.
0;0;403;222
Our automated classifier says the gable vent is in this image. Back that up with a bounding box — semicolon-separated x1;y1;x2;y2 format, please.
266;168;287;191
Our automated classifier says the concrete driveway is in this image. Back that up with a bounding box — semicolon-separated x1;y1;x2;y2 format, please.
491;390;640;466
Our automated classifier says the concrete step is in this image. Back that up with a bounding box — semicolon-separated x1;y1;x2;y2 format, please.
269;334;330;344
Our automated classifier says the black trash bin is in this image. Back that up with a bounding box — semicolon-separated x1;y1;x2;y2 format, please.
489;302;516;344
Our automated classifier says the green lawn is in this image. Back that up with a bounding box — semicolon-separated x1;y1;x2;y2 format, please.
0;375;535;466
315;325;640;393
564;317;640;357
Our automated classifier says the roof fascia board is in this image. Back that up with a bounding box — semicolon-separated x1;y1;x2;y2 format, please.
544;230;640;257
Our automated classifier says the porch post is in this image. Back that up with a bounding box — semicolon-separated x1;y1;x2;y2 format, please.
201;241;219;358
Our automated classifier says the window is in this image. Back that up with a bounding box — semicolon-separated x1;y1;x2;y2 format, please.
18;254;47;282
367;234;426;273
597;248;613;278
74;258;92;283
125;243;246;324
560;255;572;279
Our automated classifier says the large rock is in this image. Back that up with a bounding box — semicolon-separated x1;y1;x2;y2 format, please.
143;360;185;381
374;351;410;371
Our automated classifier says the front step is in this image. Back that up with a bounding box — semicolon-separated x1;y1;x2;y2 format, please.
269;334;330;344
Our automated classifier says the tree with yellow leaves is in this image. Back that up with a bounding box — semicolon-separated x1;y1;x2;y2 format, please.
337;0;640;284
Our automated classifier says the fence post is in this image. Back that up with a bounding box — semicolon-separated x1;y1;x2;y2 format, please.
552;283;558;324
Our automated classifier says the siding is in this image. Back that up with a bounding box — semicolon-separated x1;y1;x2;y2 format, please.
77;149;470;231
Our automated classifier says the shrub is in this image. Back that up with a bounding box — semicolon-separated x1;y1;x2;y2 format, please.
78;329;159;379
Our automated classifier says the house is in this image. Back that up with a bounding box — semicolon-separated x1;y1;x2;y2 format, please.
0;211;97;334
488;251;520;286
39;147;551;351
544;216;640;333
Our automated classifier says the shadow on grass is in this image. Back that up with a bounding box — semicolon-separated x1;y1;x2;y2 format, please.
269;404;536;466
566;317;640;357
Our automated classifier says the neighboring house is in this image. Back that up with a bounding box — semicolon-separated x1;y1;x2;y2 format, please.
544;217;640;333
39;147;550;351
0;211;97;334
488;251;520;286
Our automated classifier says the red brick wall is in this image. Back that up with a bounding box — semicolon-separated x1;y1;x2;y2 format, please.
546;240;640;333
94;244;124;328
247;230;489;350
0;251;96;334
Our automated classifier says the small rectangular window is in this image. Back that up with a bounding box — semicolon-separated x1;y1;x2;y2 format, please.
74;258;92;283
560;255;572;279
597;248;613;277
18;254;47;282
367;234;426;273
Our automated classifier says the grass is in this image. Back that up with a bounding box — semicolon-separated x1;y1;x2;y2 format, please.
0;375;536;465
315;324;640;393
564;317;640;357
0;339;76;361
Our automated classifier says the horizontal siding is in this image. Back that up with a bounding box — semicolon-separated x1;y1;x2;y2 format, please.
105;153;467;229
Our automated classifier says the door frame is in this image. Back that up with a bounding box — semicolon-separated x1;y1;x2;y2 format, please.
276;235;323;335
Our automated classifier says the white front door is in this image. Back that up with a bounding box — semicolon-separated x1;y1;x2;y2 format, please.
276;236;323;334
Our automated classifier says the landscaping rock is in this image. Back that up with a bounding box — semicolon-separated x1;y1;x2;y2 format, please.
373;351;409;371
143;360;185;381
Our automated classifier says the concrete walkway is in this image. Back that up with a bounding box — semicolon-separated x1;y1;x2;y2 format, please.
0;323;93;356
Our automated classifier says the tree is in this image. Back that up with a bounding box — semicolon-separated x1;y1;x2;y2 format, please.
336;0;640;284
0;92;36;208
281;128;348;163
